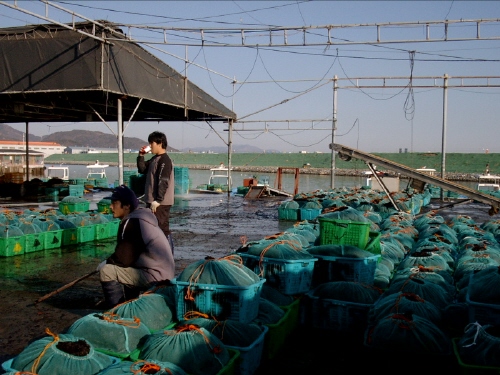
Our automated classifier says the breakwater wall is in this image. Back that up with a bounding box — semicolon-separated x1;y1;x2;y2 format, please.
48;160;478;182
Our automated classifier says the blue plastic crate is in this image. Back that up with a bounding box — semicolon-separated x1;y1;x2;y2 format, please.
466;274;500;326
278;207;298;221
299;208;322;221
240;253;317;295
300;291;373;333
312;254;380;285
226;325;268;375
173;278;265;323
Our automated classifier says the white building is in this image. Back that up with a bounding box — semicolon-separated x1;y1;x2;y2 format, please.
0;140;65;158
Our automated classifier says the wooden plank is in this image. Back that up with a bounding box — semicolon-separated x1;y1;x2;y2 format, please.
244;186;265;199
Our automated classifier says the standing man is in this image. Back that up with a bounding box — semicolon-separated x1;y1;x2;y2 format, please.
137;131;175;255
97;185;175;308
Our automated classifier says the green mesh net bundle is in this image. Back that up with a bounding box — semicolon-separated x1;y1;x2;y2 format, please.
380;239;406;265
311;281;382;304
66;312;151;357
457;322;500;367
467;265;500;303
178;314;264;347
54;217;77;229
381;231;415;253
292;221;320;237
364;312;452;355
383;278;454;309
148;284;177;312
97;359;187;375
418;224;459;245
284;227;317;244
252;297;285;325
10;329;116;375
138;325;230;375
176;254;260;286
87;213;109;224
108;292;175;332
413;237;457;259
374;262;391;289
246;237;314;260
260;284;294;306
17;222;42;234
0;224;24;238
32;218;60;232
391;267;455;295
398;251;451;273
368;292;442;326
60;196;88;203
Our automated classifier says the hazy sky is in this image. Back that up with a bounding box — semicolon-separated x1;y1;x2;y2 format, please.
2;1;500;153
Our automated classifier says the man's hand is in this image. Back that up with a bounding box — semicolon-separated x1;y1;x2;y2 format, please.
139;146;147;156
150;201;160;213
96;260;107;272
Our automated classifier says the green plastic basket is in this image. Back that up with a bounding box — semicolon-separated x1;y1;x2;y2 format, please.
0;236;26;257
318;217;371;248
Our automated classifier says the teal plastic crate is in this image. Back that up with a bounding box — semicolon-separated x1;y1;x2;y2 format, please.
278;207;299;221
226;325;268;375
299;208;322;221
69;184;84;197
44;229;63;249
173;278;265;323
240;253;317;295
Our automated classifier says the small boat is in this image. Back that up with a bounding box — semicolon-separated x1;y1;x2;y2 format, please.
189;164;232;194
477;173;500;192
85;160;110;190
46;166;69;181
86;160;109;179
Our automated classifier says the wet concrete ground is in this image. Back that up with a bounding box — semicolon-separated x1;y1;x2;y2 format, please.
0;192;289;366
0;192;497;373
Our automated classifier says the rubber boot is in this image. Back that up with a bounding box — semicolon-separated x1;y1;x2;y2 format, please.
100;281;126;309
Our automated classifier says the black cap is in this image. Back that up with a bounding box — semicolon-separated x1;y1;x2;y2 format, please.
105;185;139;210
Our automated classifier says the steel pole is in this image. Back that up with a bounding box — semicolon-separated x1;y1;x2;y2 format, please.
440;74;448;200
331;75;338;189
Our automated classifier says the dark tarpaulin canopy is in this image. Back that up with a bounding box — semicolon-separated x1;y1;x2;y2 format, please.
0;20;237;184
0;20;236;123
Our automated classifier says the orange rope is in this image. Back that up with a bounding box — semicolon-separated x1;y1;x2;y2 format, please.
184;255;245;301
101;312;141;328
171;324;223;354
256;239;301;277
130;360;171;375
31;328;59;374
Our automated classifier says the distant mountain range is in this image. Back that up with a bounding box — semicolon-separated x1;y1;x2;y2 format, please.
0;124;275;153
